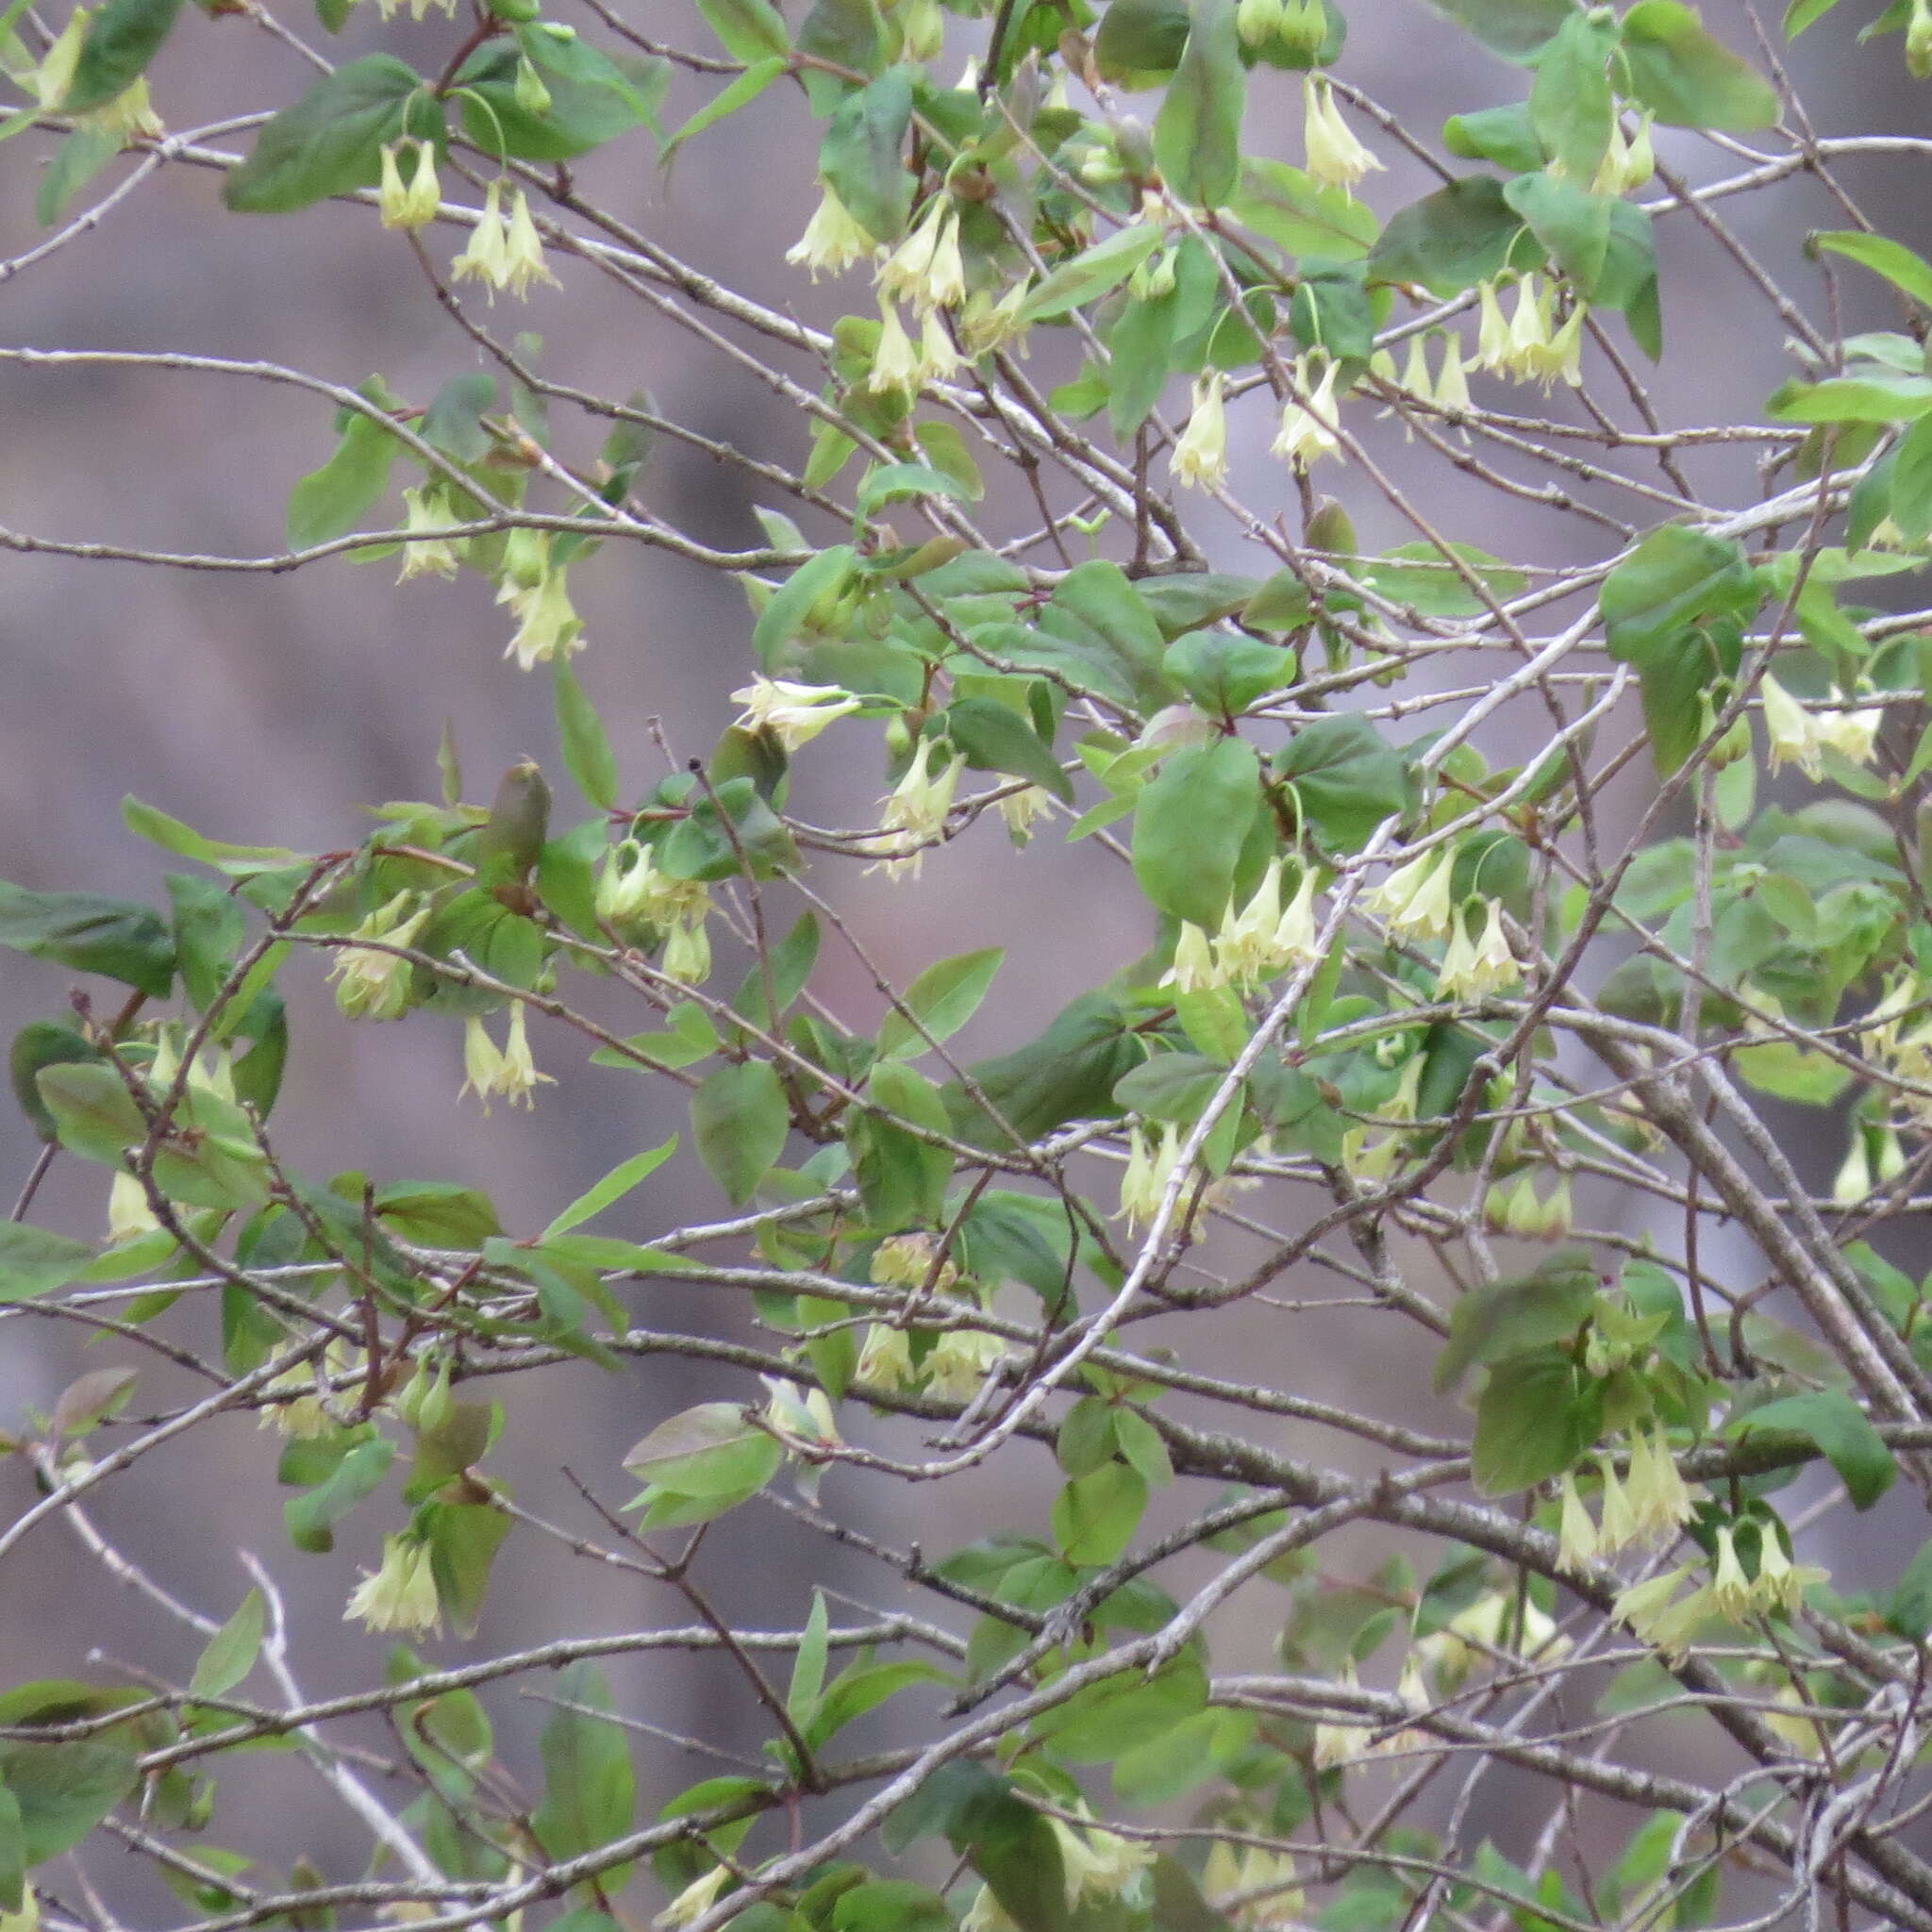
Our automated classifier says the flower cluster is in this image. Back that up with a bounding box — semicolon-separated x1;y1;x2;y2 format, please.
1473;274;1586;390
1612;1519;1826;1659
1591;112;1656;195
730;675;860;750
593;839;713;982
1202;1842;1304;1931
1164;860;1325;993
1758;672;1883;780
1437;899;1520;1001
1482;1170;1573;1239
377;140;441;231
1554;1426;1694;1574
1374;331;1473;424
960;1804;1153;1931
344;1532;441;1635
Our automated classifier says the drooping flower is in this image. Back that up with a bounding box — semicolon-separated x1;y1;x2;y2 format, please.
1433;335;1473;416
1437;899;1519;1000
869;302;925;395
1271;357;1341;471
1215;859;1286;986
395;486;461;583
496;547;585;670
1556;1470;1598;1574
1162;921;1224;994
108;1168;159;1246
1611;1563;1707;1658
1366;848;1455;941
1272;863;1325;969
378;139;441;230
871;1232;958;1292
997;784;1053;843
1300;74;1383;192
923;1325;1009;1401
1171;372;1229;491
730;675;860;750
501;188;561;298
1048;1805;1156;1906
1204;1842;1304;1931
458;1008;555;1113
328;891;432;1021
344;1534;441;1635
655;1865;732;1931
787;182;874;279
855;1324;916;1391
451;181;512;297
875;196;965;314
1625;1424;1693;1541
1117;1122;1183;1234
869;737;963;879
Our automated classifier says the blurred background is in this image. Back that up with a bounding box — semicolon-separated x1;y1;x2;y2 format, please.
0;0;1927;1903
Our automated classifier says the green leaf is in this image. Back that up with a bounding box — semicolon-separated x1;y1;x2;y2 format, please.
957;1781;1069;1932
1527;13;1616;183
457;27;653;161
1132;737;1261;929
1095;0;1191;81
122;796;296;874
1051;1462;1147;1565
696;0;790;59
189;1590;264;1700
1276;715;1407;852
853;1060;953;1229
1442;103;1545;173
530;1662;636;1864
1362;541;1528;619
1369;175;1528;298
1163;630;1294;714
425;1501;510;1638
946;993;1145;1148
1231;158;1378;260
1472;1346;1604;1494
1728;1389;1895;1509
1620;0;1778;129
1034;1654;1208;1759
1425;0;1571;58
1889;1538;1932;1639
1813;230;1932;312
945;697;1073;802
753;544;857;670
283;1434;395;1554
658;55;785;163
35;1063;144;1164
8;1024;100;1145
552;657;618;810
820;67;913;242
1503;170;1612;293
1433;1250;1598;1393
224;55;421;212
1020;222;1165;322
0;1739;138;1867
35;125;120;228
0;1224;95;1302
0;882;173;997
1766;372;1932;423
788;1590;831;1728
286;406;401;552
541;1137;677;1241
1152;0;1244;208
61;0;184;113
624;1402;784;1496
691;1060;789;1207
878;948;1005;1059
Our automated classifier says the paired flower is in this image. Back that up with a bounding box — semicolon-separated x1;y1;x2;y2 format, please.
1834;1118;1906;1206
329;891;432;1021
1759;672;1884;780
1613;1521;1827;1659
875;195;965;315
1271;356;1341;472
1591;112;1656;195
923;1325;1010;1401
869;737;963;879
869;303;961;395
452;181;558;302
1301;74;1383;192
1117;1121;1186;1233
1482;1171;1572;1239
494;535;585;670
871;1232;958;1293
731;675;860;751
459;1005;554;1113
1171;373;1229;491
1473;275;1586;390
1203;1843;1303;1931
1553;1428;1694;1576
1365;847;1456;941
1436;898;1519;1001
344;1533;441;1635
378;140;441;231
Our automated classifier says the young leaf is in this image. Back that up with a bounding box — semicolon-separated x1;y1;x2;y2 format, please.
1131;737;1262;929
1152;0;1244;209
552;656;619;809
0;882;174;997
877;948;1005;1059
691;1060;790;1207
541;1136;677;1241
224;56;421;213
530;1661;636;1863
189;1590;265;1700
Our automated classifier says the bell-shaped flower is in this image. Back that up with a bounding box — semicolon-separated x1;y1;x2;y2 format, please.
856;1323;917;1391
1433;336;1473;417
1815;690;1884;767
1215;859;1285;986
329;891;432;1021
498;553;585;670
869;303;924;394
997;783;1052;843
731;675;860;750
1049;1806;1155;1906
1625;1424;1693;1541
1437;899;1519;1001
656;1866;732;1931
1596;1452;1641;1552
1474;278;1512;373
1910;0;1932;75
876;196;964;314
343;1533;441;1635
395;485;461;583
1301;74;1382;192
1117;1122;1182;1234
924;1325;1008;1401
502;188;561;299
1272;863;1325;969
870;736;963;879
871;1231;958;1292
1171;373;1229;491
1760;671;1826;779
1271;357;1341;471
1556;1470;1598;1574
1162;921;1224;994
1236;0;1283;44
451;180;512;297
787;182;874;279
108;1168;159;1247
378;139;441;230
958;281;1030;358
1708;1525;1753;1621
661;908;712;986
1366;847;1454;941
459;1007;555;1113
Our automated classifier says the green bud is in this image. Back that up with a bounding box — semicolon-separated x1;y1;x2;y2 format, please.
1110;115;1155;183
479;758;552;883
512;55;552;116
1304;496;1357;558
